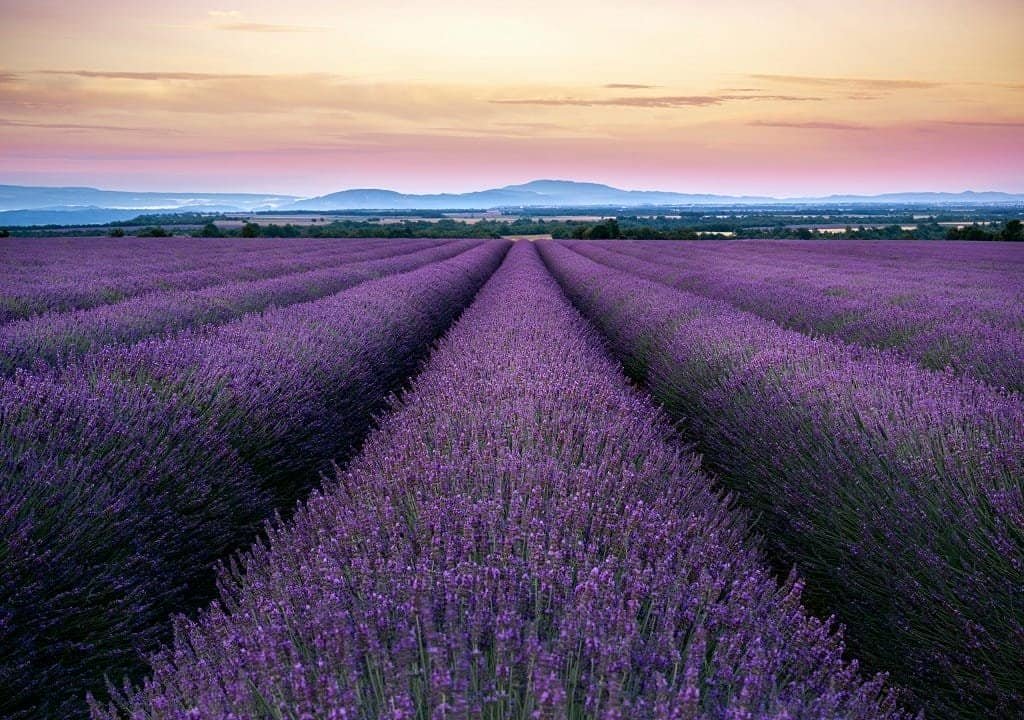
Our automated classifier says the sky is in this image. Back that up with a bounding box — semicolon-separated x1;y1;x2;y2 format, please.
0;0;1022;196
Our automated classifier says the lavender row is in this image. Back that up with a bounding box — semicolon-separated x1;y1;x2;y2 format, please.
577;240;1024;392
0;236;327;320
650;238;1024;279
0;235;300;267
0;236;257;275
606;239;1024;330
732;237;1024;269
540;240;1024;719
0;239;463;375
0;236;367;280
650;239;1022;319
0;238;411;324
0;240;509;719
94;243;908;720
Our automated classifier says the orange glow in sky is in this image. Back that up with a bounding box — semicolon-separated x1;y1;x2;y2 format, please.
1;0;1021;195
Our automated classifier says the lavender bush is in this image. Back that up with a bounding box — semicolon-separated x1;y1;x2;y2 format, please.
540;240;1024;719
0;240;508;718
0;237;400;323
0;239;465;375
94;243;909;720
572;239;1024;392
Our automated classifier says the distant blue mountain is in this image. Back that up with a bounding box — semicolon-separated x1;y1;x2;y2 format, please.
811;190;1024;204
0;185;297;213
1;181;1021;226
0;205;280;227
287;180;1024;210
0;207;154;227
286;180;764;210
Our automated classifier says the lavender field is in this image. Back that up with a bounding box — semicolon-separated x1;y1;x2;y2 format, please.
1;237;1021;719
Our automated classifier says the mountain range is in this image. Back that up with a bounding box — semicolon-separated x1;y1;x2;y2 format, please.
2;180;1022;226
0;185;295;212
285;180;1024;210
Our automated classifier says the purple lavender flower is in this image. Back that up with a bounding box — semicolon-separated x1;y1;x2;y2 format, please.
0;240;508;718
93;243;909;720
569;239;1024;393
540;239;1023;719
0;239;465;374
0;237;415;323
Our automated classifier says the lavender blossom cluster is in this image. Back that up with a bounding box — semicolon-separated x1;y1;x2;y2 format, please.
539;240;1024;719
0;240;508;718
571;239;1024;392
93;243;909;720
0;237;398;323
0;239;466;375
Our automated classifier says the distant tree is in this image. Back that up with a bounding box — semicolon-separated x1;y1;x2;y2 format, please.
999;219;1022;242
127;212;217;226
240;222;260;238
137;226;170;238
200;222;223;238
259;223;304;238
947;224;993;241
914;221;945;240
795;228;814;240
109;227;125;237
0;229;9;238
572;219;622;240
623;225;664;240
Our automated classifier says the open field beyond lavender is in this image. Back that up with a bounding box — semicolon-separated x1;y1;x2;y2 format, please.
1;237;1021;720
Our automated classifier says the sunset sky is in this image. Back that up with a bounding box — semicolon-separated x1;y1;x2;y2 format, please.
1;0;1022;196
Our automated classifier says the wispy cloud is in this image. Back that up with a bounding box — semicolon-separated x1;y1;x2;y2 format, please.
494;95;721;108
35;70;261;81
493;93;822;108
603;83;657;89
938;119;1024;128
426;121;602;140
498;121;573;131
204;9;326;33
0;118;177;133
1;73;490;121
750;118;1024;133
214;22;327;32
749;74;942;90
751;120;871;131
